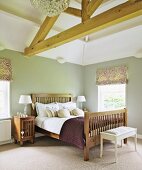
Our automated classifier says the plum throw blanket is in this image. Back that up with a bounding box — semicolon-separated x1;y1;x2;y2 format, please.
59;117;85;149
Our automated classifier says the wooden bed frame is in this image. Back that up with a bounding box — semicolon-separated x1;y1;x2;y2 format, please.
31;93;127;161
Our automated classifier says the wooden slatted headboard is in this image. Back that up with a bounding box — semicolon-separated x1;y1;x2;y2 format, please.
31;93;72;116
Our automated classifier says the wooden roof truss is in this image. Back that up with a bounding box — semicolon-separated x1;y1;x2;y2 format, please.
24;0;142;56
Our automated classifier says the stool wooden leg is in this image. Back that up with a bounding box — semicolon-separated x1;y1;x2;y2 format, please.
115;139;117;163
100;136;103;158
135;134;137;151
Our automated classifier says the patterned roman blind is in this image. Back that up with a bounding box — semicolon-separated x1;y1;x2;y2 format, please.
96;65;128;85
0;57;12;81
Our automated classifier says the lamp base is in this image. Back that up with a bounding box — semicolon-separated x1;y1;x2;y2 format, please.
24;105;27;115
80;102;83;110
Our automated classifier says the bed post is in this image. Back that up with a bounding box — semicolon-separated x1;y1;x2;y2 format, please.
31;94;37;116
124;108;128;144
84;112;90;161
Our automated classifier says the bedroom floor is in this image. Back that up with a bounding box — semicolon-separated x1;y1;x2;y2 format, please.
0;136;142;170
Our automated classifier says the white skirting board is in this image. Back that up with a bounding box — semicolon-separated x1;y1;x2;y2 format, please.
0;139;13;145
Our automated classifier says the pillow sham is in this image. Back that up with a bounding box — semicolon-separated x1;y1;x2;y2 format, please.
57;109;71;118
71;108;84;116
58;102;77;111
35;102;59;117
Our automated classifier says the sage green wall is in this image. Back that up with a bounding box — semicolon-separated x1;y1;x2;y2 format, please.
0;50;84;116
84;57;142;135
1;49;142;134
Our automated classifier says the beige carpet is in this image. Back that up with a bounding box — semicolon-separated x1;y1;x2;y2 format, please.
0;136;142;170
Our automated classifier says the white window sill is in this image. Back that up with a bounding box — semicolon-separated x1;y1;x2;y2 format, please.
0;117;12;121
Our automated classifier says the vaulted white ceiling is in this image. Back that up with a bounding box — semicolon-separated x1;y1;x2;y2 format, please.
0;0;142;65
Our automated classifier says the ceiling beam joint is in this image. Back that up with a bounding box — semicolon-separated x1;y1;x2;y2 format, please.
87;0;104;17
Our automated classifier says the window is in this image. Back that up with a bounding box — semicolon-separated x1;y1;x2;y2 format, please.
98;84;126;111
0;81;10;118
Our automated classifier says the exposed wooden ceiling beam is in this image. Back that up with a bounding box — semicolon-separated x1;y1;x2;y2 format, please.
30;16;59;46
24;1;142;56
64;7;81;17
82;0;90;22
87;0;104;17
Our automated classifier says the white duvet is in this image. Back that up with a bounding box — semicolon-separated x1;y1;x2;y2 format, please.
35;116;77;134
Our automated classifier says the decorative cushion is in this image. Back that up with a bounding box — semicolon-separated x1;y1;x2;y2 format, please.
35;102;59;117
45;109;57;117
71;108;84;116
57;109;71;118
58;102;77;111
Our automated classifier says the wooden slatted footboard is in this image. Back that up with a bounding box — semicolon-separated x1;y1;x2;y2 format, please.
84;108;127;161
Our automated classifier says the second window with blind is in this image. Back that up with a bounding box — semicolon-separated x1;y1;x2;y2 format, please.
96;65;127;112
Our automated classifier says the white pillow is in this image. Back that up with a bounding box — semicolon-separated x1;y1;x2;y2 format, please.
57;109;71;118
35;102;59;117
35;102;46;117
71;108;84;116
45;103;59;112
58;102;76;111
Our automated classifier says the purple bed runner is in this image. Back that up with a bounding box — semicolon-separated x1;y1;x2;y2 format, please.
59;117;85;149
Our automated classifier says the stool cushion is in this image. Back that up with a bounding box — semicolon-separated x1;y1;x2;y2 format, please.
105;126;136;135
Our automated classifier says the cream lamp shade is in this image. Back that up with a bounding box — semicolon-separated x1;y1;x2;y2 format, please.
19;95;32;114
77;96;86;102
77;96;86;109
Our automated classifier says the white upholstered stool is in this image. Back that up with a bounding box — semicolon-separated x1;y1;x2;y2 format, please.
100;126;137;162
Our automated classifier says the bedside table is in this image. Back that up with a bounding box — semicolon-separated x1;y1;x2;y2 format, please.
13;116;35;146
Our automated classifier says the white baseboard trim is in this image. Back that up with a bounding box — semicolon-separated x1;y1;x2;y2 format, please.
0;138;13;145
137;134;142;139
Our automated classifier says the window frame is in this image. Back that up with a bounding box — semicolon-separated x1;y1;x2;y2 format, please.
98;84;126;112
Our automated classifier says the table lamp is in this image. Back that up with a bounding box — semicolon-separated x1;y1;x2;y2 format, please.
19;95;32;114
77;96;86;110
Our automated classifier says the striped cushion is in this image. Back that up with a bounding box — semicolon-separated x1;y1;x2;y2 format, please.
45;109;57;117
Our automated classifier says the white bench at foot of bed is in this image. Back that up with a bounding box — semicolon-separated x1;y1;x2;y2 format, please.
100;126;137;163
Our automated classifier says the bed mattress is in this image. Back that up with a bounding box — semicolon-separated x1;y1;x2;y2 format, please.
35;116;77;134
